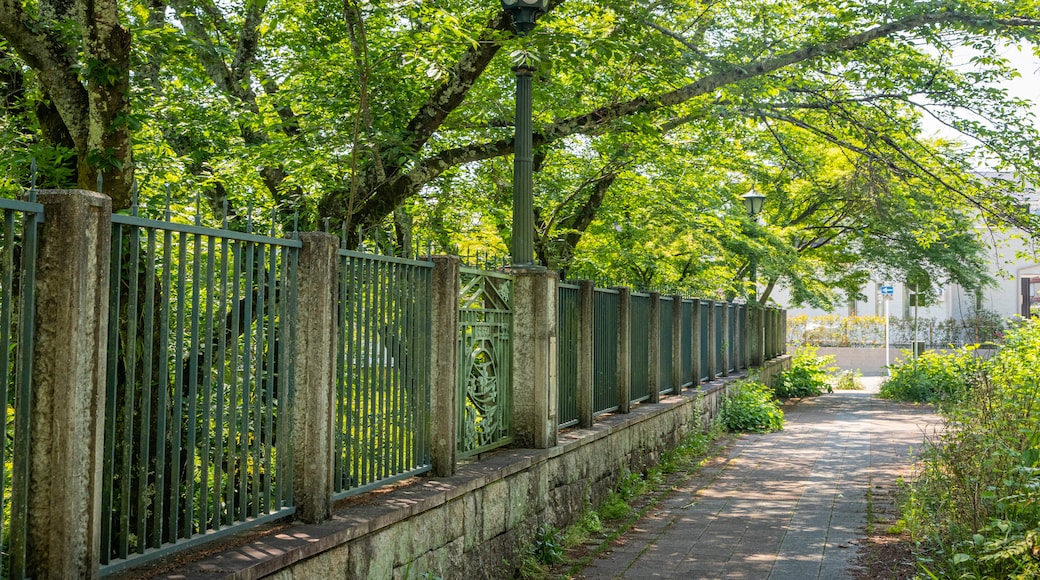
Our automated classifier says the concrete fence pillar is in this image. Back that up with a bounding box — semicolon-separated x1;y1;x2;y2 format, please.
647;292;661;404
616;287;631;414
671;295;683;390
430;256;460;475
512;268;558;449
291;232;339;524
577;281;595;428
28;190;111;579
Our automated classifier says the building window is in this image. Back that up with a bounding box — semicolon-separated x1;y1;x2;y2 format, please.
1024;276;1040;317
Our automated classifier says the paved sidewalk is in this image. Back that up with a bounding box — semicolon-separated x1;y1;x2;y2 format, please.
577;377;941;579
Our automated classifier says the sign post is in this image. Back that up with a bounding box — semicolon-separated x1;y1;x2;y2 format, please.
880;284;894;374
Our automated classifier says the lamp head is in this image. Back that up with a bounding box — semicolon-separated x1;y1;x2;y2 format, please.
501;0;550;36
741;190;766;217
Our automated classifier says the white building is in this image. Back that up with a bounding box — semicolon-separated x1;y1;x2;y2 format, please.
779;174;1040;322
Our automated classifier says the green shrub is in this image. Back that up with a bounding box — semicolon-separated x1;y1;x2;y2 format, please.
720;381;784;433
775;346;834;398
878;347;980;405
900;320;1040;579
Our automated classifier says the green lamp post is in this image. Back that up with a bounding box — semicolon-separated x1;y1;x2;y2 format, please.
741;189;766;303
501;0;549;267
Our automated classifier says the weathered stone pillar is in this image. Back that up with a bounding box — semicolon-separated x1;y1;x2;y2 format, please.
430;256;460;475
291;232;339;524
749;305;764;367
29;190;111;579
577;280;595;428
671;295;683;389
690;299;702;386
647;292;661;404
616;287;632;414
512;268;558;449
706;300;717;380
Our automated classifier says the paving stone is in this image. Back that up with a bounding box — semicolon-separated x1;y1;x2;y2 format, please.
574;376;939;579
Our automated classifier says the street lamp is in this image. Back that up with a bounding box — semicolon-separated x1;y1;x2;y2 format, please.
741;190;766;217
501;0;549;268
741;189;766;302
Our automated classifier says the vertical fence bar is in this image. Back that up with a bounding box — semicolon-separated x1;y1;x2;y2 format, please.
102;223;122;560
0;210;13;577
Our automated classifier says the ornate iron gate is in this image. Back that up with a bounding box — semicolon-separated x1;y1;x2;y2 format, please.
457;268;513;457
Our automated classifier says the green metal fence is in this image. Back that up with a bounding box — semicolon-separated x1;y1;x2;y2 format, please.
680;299;693;388
557;284;580;428
711;301;719;380
765;307;776;359
739;305;747;368
102;211;299;571
593;288;620;415
0;197;40;580
629;293;650;404
698;301;710;382
727;304;737;374
458;268;513;457
334;250;433;498
658;296;674;395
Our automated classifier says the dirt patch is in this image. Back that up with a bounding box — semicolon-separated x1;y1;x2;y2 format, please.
851;480;918;580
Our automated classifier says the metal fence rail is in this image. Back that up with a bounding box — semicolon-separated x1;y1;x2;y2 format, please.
557;284;580;429
101;213;299;570
629;293;650;404
0;198;40;580
457;268;513;457
593;288;620;415
335;250;433;498
658;296;674;395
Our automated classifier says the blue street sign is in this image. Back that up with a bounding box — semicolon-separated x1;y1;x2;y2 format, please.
880;285;894;295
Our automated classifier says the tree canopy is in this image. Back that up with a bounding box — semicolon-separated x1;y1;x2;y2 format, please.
2;0;1040;307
